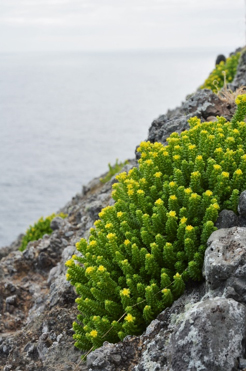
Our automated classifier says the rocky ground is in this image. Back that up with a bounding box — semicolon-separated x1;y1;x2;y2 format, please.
1;48;246;371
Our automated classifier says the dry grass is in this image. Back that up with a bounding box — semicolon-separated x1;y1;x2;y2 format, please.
216;71;246;105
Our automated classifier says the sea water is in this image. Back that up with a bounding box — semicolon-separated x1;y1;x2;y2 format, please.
0;48;232;247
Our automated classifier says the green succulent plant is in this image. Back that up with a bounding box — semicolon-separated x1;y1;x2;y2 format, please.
100;159;129;184
200;52;241;92
66;94;246;353
20;212;67;251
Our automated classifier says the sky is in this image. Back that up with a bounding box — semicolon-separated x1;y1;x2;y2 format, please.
0;0;245;52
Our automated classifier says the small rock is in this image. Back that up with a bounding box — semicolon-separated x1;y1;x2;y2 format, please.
239;358;246;369
238;191;246;218
6;295;17;305
215;209;238;229
64;231;74;238
50;217;64;231
206;115;217;122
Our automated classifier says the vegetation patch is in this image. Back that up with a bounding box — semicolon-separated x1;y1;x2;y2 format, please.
100;159;129;184
20;212;67;251
200;52;241;92
66;96;246;353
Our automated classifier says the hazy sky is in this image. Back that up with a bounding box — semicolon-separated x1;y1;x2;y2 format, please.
0;0;245;52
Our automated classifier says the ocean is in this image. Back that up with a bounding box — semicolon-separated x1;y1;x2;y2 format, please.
0;48;233;247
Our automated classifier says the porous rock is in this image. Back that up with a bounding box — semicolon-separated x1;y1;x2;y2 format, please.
204;227;246;291
166;297;246;371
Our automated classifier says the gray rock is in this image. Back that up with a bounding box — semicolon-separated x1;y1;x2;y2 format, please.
230;49;246;90
239;358;246;369
50;216;64;231
166;297;246;371
143;89;233;153
85;200;103;222
204;227;246;290
5;295;17;305
215;209;238;229
238;190;246;218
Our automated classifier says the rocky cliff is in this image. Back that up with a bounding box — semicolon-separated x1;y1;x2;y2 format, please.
1;49;246;371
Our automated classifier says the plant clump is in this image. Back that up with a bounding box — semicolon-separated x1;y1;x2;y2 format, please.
100;159;129;184
20;212;67;251
200;52;241;92
66;95;246;353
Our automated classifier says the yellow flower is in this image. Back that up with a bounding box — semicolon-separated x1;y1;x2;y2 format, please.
188;145;196;150
117;211;123;218
141;152;147;158
140;178;147;184
89;240;97;247
107;233;116;240
105;223;113;229
137;189;145;195
213;164;221;171
94;220;102;227
121;288;130;297
97;265;106;273
124;239;131;246
222;172;229;178
235;169;243;176
192;171;200;177
174;273;181;279
127;189;134;196
99;210;105;218
180;217;187;224
115;172;127;181
154;172;162;178
170;195;177;201
145;159;153;166
90;330;98;338
85;266;94;275
212;203;220;210
235;94;246;105
66;273;70;280
169;181;177;187
186;225;194;232
184;188;192;194
155;198;163;206
205;190;213;197
162;288;169;294
173;155;180;161
169;211;176;217
65;259;74;267
214;147;223;153
196;155;203;160
190;193;198;199
112;183;119;189
125;314;134;323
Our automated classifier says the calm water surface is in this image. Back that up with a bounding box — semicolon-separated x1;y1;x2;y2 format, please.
0;49;230;246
